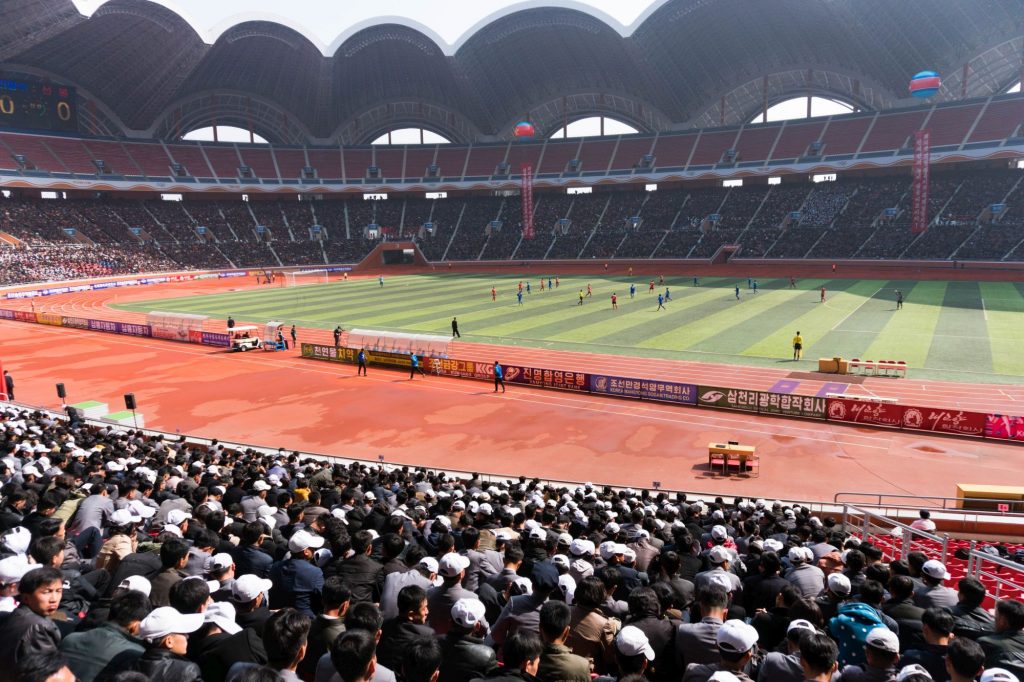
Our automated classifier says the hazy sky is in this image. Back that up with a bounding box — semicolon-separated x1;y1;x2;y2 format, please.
71;0;667;55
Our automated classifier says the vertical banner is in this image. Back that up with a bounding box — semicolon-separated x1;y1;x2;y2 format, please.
911;129;930;234
521;163;534;240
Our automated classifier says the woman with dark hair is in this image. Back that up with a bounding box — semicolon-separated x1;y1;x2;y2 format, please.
565;576;618;674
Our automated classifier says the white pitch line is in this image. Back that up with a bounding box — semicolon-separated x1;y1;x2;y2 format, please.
830;287;884;332
982;297;987;321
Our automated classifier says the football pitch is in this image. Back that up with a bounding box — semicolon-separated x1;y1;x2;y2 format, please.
113;274;1024;384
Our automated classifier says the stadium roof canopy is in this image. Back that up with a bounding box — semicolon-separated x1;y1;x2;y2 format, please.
1;0;1021;144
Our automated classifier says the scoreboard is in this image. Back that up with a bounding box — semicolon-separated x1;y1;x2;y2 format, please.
0;76;78;133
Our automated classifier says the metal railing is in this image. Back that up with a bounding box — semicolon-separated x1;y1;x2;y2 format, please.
964;542;1024;602
842;503;950;563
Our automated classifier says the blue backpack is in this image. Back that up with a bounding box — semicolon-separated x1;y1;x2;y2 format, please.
829;601;887;668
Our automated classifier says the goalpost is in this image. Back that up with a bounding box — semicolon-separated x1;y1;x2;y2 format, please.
283;269;329;287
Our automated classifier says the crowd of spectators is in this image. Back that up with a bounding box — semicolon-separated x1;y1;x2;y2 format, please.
0;169;1023;283
0;244;176;285
0;404;1020;682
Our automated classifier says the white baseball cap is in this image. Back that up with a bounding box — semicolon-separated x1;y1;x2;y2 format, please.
231;574;273;602
528;526;547;541
717;619;759;653
706;572;734;593
204;601;242;635
921;559;951;581
253;480;271;491
288;530;325;554
439;553;471;578
570;538;594;556
616;625;655;660
167;509;192;526
118;575;152;597
183;575;220;595
711;525;728;540
980;670;1020;682
828;573;852;596
0;555;32;584
865;627;900;654
605;522;620;535
3;527;31;555
709;673;742;682
110;508;141;526
896;664;932;682
128;499;156;519
205;553;234;573
551;554;570;569
787;619;816;634
511;577;534;596
161;524;183;537
451;598;487;629
138;606;205;642
708;546;731;564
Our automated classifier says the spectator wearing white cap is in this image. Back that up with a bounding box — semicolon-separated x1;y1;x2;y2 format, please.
676;585;730;669
817;572;853;623
59;589;151;681
834;627;901;682
758;619;818;682
0;554;32;612
241;481;272;523
785;546;825;598
566;575;619;674
682;619;758;682
696;546;743;597
427;553;475;635
438;598;497;682
568;538;596;584
913;561;958;610
594;625;656;681
130;606;204;681
269;529;325;618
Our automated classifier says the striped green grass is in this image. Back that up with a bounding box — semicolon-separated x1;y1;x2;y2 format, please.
112;274;1024;384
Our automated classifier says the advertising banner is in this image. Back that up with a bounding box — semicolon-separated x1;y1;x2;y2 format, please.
504;365;589;392
698;386;826;419
0;309;14;320
591;375;697;405
983;414;1024;442
36;312;63;326
826;398;905;428
900;406;985;437
200;331;230;347
13;311;35;322
428;357;492;380
87;319;118;333
301;343;343;362
188;329;204;344
117;323;152;338
61;315;90;329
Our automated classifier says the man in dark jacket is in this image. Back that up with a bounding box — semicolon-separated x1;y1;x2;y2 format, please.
0;566;64;669
950;578;995;640
131;605;204;681
232;521;274;579
298;576;350;681
473;629;545;682
377;584;435;671
439;598;498;682
329;530;384;604
59;588;149;681
899;608;954;682
978;599;1024;674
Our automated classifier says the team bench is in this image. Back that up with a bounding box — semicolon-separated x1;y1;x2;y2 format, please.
848;359;907;377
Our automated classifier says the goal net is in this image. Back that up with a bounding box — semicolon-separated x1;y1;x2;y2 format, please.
284;269;329;287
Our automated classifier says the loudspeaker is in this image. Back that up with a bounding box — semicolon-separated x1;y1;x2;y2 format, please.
124;393;136;410
56;383;66;399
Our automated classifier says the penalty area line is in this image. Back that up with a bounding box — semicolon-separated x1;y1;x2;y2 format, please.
830;287;884;332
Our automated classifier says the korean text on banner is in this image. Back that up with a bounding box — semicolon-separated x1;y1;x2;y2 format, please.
590;375;697;405
827;398;905;428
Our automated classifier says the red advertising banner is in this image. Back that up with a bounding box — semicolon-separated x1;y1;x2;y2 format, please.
901;406;985;437
826;398;905;428
983;414;1024;442
505;365;589;392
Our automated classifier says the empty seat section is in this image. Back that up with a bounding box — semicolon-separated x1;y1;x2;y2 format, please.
769;121;826;160
537;139;578;174
820;116;872;155
165;143;213;177
927;103;984;146
344;148;374;180
123;142;175;177
237;147;278;179
273;148;309;179
44;137;96;173
733;125;781;163
373;147;404;178
82;140;140;175
609;137;654;172
689;130;738;165
652;133;696;168
968;98;1024;142
202;144;242;178
463;144;507;176
403;146;437;179
576;138;617;172
433;147;469;178
306;149;342;180
0;132;67;172
860;110;926;152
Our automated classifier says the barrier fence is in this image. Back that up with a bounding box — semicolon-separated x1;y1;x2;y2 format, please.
299;342;1024;445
